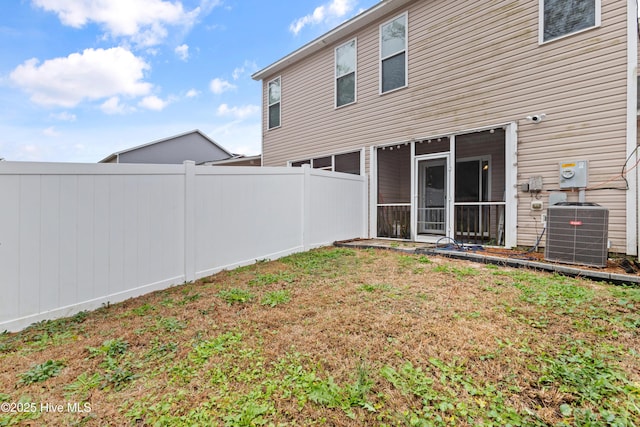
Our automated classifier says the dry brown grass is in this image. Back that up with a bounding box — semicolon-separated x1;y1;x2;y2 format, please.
0;247;638;426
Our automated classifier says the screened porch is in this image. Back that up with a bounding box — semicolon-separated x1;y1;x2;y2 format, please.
376;129;506;245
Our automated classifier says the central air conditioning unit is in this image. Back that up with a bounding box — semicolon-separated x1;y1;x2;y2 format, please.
544;202;609;267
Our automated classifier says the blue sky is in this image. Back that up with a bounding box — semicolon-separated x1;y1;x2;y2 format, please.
0;0;379;162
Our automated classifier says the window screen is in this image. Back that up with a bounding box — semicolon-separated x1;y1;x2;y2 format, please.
543;0;597;42
336;40;356;107
268;77;281;129
380;14;407;93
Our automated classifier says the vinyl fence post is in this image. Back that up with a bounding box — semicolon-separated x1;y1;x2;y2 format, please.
184;161;196;283
362;174;369;239
302;164;312;252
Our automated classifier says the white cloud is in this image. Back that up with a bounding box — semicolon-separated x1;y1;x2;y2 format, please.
10;47;152;108
216;103;259;120
139;95;170;111
42;126;61;137
186;89;200;98
50;111;77;122
32;0;205;47
209;78;236;94
175;43;189;61
290;0;355;35
100;96;128;114
232;60;258;80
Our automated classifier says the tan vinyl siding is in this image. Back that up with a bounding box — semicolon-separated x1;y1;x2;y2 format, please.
260;0;631;252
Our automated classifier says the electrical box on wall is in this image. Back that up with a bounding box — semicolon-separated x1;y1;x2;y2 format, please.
529;176;543;192
559;160;588;188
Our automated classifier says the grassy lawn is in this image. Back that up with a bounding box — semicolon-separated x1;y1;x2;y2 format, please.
1;247;639;426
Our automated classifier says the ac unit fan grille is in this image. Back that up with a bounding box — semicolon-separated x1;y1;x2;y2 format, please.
544;204;608;267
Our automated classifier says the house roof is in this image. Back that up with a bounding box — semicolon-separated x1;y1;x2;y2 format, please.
200;154;262;166
251;0;414;81
99;129;233;163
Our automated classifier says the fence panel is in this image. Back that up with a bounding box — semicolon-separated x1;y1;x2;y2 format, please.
0;162;366;331
305;168;368;249
193;168;305;279
0;163;187;331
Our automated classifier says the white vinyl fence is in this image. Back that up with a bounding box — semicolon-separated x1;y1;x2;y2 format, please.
0;161;367;332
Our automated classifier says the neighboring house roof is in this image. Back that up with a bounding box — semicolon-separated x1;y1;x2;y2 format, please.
201;155;262;167
99;129;234;164
252;0;413;81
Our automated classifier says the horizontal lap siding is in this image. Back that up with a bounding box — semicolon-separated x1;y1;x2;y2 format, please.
261;0;630;251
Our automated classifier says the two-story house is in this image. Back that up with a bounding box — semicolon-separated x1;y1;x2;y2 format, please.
252;0;639;256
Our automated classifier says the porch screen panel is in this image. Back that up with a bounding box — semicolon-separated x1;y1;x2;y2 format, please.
454;129;506;245
291;160;311;167
377;145;411;238
415;137;450;156
335;151;360;175
313;156;332;169
377;145;410;204
455;130;505;203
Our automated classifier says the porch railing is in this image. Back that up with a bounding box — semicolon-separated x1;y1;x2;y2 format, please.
454;203;505;245
417;207;446;235
377;204;411;239
376;203;506;245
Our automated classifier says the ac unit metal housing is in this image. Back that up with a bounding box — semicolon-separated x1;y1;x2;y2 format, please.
544;202;609;268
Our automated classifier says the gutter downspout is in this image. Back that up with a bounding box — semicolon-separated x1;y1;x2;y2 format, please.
627;0;638;256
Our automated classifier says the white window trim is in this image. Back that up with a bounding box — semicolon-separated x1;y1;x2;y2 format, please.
538;0;601;45
379;11;409;95
335;38;358;109
267;76;282;130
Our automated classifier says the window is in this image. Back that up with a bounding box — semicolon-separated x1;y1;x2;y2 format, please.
380;13;407;93
336;39;357;107
290;151;361;175
541;0;600;43
267;77;281;129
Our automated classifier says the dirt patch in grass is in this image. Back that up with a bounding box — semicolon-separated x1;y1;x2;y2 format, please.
1;247;638;426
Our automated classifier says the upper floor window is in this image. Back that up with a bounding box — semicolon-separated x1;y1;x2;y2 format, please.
380;12;408;94
268;77;281;129
335;39;357;107
540;0;600;43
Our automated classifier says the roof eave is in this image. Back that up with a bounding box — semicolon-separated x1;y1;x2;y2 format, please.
251;0;413;81
98;154;117;163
